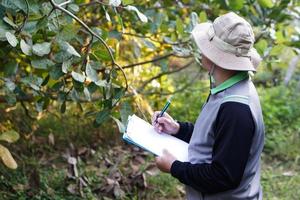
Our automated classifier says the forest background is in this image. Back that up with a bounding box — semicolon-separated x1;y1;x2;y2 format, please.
0;0;300;199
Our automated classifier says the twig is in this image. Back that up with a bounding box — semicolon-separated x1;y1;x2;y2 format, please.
82;36;94;70
122;32;165;44
59;0;71;7
122;53;191;69
122;32;191;45
137;60;194;92
79;0;124;8
123;53;173;69
16;0;29;33
20;101;35;120
49;0;128;90
140;71;205;96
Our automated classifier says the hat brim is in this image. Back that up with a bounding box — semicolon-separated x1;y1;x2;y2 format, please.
191;23;261;71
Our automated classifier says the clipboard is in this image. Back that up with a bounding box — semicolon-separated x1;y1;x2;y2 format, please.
123;114;188;162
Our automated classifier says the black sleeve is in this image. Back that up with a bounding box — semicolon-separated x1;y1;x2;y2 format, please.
173;121;194;143
170;102;255;194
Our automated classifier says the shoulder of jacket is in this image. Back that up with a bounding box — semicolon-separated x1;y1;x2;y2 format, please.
221;95;249;105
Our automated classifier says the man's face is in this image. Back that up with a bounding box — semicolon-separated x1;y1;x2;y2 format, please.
201;55;214;71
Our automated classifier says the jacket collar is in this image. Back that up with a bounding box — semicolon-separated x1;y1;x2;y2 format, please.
210;72;249;95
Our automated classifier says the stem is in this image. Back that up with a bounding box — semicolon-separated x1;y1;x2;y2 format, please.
49;0;114;62
49;0;128;90
16;0;29;33
138;60;194;92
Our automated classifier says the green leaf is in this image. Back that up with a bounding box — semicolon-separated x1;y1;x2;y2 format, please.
91;42;112;61
71;71;85;83
1;0;18;10
190;12;199;29
5;32;18;47
68;4;79;13
0;21;10;41
62;59;72;73
113;88;124;100
111;116;126;133
0;144;17;169
115;9;124;32
4;93;16;105
36;16;48;31
3;61;18;76
254;39;268;56
159;59;168;72
0;130;19;143
2;0;27;12
21;76;43;91
86;62;98;82
4;79;15;91
122;0;134;5
61;42;81;57
176;17;184;36
109;0;121;7
20;39;32;55
258;0;274;8
125;5;148;23
41;74;50;86
95;80;107;87
83;87;91;101
57;24;80;41
120;101;132;126
132;40;141;58
31;58;55;70
32;42;51;57
50;66;64;80
95;109;110;124
105;10;111;22
172;45;190;56
199;11;207;22
3;17;18;29
269;44;285;56
227;0;245;10
143;39;156;50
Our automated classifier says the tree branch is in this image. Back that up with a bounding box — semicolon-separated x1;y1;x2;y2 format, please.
137;60;195;92
124;68;205;98
49;0;128;90
122;53;192;69
122;32;191;45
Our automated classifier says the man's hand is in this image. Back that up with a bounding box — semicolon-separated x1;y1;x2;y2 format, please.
155;149;177;173
152;111;180;135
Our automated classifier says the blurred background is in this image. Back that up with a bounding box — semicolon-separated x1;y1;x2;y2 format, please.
0;0;299;199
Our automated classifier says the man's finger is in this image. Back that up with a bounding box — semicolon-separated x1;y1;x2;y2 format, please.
152;111;161;124
158;126;163;132
157;117;169;124
154;125;162;133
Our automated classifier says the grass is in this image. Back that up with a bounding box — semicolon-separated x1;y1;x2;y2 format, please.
2;151;299;200
262;156;300;200
1;85;300;200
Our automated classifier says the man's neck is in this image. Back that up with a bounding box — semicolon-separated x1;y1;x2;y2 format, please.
213;66;237;86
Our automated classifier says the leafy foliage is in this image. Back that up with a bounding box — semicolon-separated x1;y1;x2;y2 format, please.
0;0;300;170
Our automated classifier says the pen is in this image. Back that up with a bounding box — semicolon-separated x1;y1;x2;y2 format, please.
155;96;173;123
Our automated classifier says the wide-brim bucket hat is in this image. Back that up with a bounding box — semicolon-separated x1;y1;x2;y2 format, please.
191;12;261;71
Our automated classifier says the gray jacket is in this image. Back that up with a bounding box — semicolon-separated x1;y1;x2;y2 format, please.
187;75;264;200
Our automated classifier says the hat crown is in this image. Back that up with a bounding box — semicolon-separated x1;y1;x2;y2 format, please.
213;12;255;51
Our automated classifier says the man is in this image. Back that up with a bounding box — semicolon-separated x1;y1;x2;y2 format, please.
152;12;265;200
